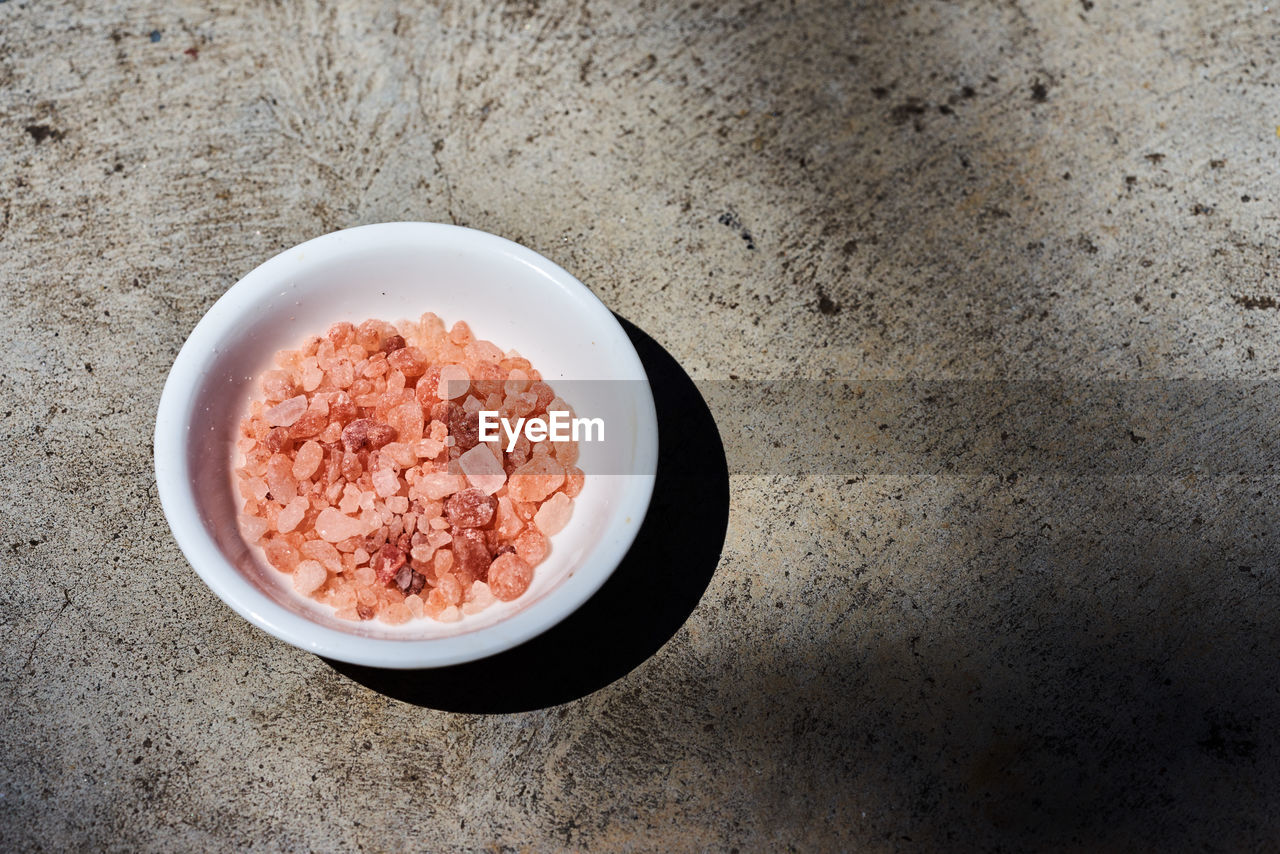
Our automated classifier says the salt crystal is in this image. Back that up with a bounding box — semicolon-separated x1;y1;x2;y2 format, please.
438;364;470;400
380;602;412;625
417;471;464;499
461;580;496;615
495;497;524;539
292;440;323;480
315;507;366;543
488;553;534;601
276;495;309;533
265;454;298;503
293;560;327;595
534;492;573;535
436;605;462;623
513;529;548;566
458;444;507;495
445;488;497;528
404;593;425;618
239;514;270;544
507;455;565;503
301;540;342;572
386;496;409;514
264;394;308;427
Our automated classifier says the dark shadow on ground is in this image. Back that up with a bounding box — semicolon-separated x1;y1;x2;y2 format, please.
323;313;729;713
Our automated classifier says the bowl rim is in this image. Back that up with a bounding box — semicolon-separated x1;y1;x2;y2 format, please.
153;221;658;669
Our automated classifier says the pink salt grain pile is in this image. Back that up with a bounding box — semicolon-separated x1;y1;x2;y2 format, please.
234;314;583;624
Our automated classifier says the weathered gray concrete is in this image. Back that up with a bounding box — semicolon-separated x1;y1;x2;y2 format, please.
3;0;1280;849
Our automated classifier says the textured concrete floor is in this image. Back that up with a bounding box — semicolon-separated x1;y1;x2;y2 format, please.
4;0;1280;850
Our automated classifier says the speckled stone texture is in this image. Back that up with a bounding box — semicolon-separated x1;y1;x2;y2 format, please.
3;1;1280;849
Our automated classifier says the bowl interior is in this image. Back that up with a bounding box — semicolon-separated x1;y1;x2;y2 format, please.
159;224;655;662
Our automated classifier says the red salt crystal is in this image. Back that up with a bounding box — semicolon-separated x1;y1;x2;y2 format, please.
448;406;480;453
263;537;300;572
513;529;548;566
356;604;375;621
265;394;308;427
450;527;491;582
372;543;407;584
289;398;330;440
341;418;371;452
381;334;407;354
444;488;497;528
488;553;534;601
507;456;565;503
366;423;397;450
292;440;324;480
329;391;356;425
388;346;428;377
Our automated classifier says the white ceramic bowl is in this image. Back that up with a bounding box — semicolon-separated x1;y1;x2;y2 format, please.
154;222;658;668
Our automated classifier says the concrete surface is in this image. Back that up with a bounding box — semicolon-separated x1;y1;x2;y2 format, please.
3;0;1280;849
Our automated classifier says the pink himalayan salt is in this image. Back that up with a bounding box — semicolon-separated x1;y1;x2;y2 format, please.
488;553;534;601
381;601;413;624
461;580;496;615
388;401;425;443
314;507;368;543
263;538;300;572
301;539;342;572
416;471;463;500
513;529;548;566
458;444;506;495
265;454;298;502
277;495;309;533
507;455;565;503
292;560;327;595
371;453;401;498
534;492;573;536
292;440;324;480
241;315;580;624
438;364;470;399
239;514;270;544
495;497;524;539
436;604;462;622
404;593;425;618
261;369;296;401
265;394;308;427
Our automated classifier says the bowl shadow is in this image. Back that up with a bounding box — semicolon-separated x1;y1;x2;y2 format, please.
322;313;729;713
